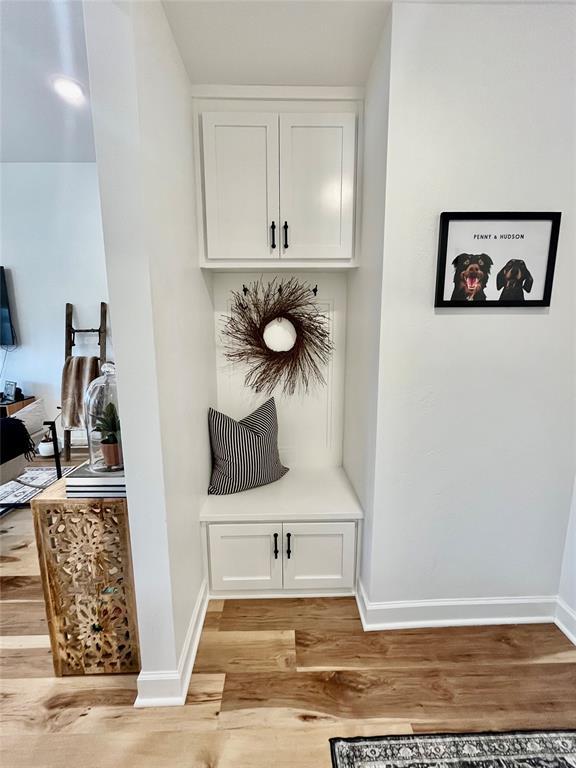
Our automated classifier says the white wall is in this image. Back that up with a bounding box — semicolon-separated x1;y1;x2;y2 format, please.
362;4;575;617
558;477;576;641
132;3;217;655
84;0;216;704
343;11;392;583
215;272;347;469
0;162;108;427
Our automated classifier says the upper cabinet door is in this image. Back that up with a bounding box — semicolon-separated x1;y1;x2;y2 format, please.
202;113;279;260
279;114;356;261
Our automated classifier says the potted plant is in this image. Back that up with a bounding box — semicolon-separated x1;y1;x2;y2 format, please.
38;429;62;457
93;402;122;469
38;432;54;457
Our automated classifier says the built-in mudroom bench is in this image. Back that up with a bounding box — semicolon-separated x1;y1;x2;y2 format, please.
201;467;362;597
194;87;366;601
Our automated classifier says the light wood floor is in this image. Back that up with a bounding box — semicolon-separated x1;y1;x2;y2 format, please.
1;502;575;767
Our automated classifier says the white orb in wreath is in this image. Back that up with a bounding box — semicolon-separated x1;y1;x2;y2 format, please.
263;317;297;352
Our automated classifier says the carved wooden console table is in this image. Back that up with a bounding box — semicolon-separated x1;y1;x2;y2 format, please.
31;478;140;676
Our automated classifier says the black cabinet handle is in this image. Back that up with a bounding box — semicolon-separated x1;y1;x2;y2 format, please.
273;532;279;560
283;221;289;250
270;221;276;250
286;532;292;559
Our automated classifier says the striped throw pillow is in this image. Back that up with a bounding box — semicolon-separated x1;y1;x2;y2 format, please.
208;398;289;495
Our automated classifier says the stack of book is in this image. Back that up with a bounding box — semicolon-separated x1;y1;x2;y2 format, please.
65;463;126;499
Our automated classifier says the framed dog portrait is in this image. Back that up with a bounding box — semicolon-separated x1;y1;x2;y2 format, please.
435;212;561;307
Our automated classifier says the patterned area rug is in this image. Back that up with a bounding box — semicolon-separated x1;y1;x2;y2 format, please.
330;731;576;768
0;466;75;515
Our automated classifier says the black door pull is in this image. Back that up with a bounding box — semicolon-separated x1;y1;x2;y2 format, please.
273;532;279;559
270;221;276;250
286;532;292;559
283;221;289;250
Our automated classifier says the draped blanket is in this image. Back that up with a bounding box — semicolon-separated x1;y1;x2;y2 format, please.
61;356;100;429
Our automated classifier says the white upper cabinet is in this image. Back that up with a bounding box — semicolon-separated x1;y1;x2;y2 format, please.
279;114;356;261
201;109;357;264
202;113;279;260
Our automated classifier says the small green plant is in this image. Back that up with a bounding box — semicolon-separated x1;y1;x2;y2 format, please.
93;402;121;445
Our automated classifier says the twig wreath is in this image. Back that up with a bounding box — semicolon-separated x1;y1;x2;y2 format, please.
221;277;333;395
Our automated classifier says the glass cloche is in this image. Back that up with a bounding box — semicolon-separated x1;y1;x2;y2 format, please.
84;362;123;473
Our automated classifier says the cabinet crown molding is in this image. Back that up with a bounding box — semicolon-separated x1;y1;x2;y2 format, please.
190;85;365;101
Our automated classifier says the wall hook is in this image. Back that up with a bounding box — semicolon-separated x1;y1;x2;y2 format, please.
312;285;318;296
242;284;248;296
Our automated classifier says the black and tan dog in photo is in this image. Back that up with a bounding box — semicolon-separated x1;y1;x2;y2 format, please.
496;259;534;301
451;253;493;301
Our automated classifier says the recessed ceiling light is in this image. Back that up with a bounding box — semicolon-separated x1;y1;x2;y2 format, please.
52;76;86;106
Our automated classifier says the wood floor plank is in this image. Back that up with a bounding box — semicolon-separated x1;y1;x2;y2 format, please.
203;612;221;630
219;664;576;727
0;509;35;538
1;676;138;734
217;707;417;733
295;624;576;670
410;714;576;733
0;601;47;635
0;722;414;768
0;576;43;601
0;533;34;555
0;537;40;577
0;646;54;678
1;674;224;736
0;634;50;649
203;599;224;629
194;630;296;673
220;597;363;632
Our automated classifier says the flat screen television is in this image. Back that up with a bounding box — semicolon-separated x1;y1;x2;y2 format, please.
0;267;17;347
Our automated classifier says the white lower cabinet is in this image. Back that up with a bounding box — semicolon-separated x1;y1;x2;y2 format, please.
282;522;356;590
208;523;283;591
208;521;356;593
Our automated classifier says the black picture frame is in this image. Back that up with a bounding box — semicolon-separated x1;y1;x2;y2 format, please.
434;212;561;308
4;380;16;400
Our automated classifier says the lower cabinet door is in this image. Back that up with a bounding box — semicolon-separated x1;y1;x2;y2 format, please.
209;523;283;591
282;522;356;590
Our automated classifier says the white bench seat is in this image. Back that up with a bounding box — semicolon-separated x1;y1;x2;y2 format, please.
200;466;363;522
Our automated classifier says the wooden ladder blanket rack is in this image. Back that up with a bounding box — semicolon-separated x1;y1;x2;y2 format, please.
63;302;107;461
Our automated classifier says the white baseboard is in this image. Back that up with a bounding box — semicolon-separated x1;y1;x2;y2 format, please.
209;589;355;599
134;579;209;707
555;596;576;646
356;581;559;631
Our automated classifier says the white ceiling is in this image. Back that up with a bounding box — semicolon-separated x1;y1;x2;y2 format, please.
163;1;390;86
0;0;95;162
0;0;389;162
